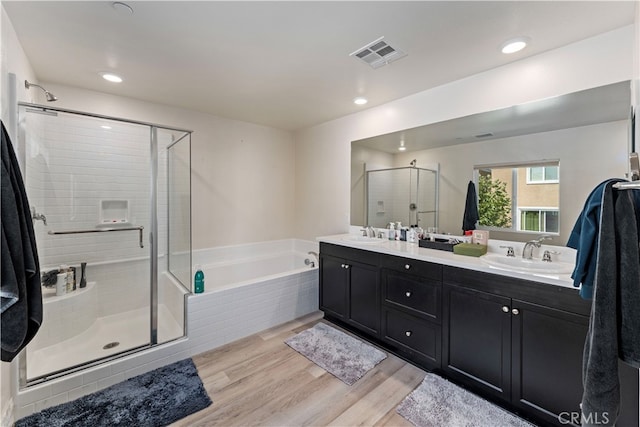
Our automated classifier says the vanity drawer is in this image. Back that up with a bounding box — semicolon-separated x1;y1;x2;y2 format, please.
383;308;441;366
383;271;441;322
379;254;442;281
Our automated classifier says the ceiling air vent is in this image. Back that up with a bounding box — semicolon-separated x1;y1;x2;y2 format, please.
350;37;407;69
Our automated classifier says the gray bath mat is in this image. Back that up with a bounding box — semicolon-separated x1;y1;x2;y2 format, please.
16;358;212;427
285;322;386;385
397;373;534;427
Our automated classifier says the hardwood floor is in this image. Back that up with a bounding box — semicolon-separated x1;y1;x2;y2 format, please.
172;312;425;427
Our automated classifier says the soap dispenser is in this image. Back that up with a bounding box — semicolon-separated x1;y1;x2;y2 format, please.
388;222;396;240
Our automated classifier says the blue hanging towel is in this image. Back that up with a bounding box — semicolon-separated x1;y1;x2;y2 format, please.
462;180;479;232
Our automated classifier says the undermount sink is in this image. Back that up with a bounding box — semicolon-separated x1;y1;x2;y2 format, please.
481;253;574;275
340;235;386;244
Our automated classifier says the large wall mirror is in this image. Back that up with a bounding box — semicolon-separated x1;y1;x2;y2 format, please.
351;80;631;245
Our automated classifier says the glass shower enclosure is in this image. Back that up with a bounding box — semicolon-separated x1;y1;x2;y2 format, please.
17;104;191;385
366;166;439;229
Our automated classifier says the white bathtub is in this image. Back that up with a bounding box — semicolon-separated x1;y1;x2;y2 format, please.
193;239;318;293
187;239;319;354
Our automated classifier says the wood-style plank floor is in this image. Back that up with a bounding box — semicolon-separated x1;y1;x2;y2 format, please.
172;312;425;427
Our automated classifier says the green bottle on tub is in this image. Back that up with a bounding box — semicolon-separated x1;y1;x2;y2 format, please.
194;265;204;294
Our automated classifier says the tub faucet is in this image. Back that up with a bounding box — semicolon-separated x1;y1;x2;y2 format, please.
306;251;319;268
31;207;47;226
522;235;552;259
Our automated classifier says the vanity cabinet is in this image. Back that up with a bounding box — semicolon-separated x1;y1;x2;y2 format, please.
442;266;592;426
319;243;380;336
318;243;638;427
380;255;442;369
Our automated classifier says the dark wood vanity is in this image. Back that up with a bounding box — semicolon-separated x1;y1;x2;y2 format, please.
319;241;639;427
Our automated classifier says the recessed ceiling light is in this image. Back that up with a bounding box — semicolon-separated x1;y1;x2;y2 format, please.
101;73;123;83
101;125;112;130
353;97;368;105
398;140;406;151
501;37;529;54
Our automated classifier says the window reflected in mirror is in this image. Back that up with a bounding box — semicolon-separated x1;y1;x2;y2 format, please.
475;162;559;234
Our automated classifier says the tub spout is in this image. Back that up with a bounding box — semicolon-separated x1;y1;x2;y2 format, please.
306;251;319;268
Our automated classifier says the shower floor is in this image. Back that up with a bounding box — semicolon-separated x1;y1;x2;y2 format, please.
27;305;183;380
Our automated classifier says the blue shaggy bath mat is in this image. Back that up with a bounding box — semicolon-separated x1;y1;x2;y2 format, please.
16;358;212;427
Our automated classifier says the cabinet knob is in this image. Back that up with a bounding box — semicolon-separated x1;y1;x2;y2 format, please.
512;308;520;315
404;264;411;270
405;291;412;297
344;264;350;269
502;306;510;313
405;331;412;337
341;264;345;268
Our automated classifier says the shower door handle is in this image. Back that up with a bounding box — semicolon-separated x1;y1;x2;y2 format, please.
48;226;145;248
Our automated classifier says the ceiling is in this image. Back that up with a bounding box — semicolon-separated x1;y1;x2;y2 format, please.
352;80;632;153
3;1;635;131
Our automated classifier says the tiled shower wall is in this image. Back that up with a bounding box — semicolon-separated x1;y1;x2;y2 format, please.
21;108;174;316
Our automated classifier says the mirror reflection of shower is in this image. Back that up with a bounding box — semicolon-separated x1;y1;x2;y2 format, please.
365;165;439;229
25;80;57;102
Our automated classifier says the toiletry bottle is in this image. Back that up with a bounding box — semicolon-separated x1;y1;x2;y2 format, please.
56;272;66;296
396;222;402;240
70;266;77;290
408;227;416;243
60;265;73;293
388;222;396;240
79;262;87;288
194;265;205;294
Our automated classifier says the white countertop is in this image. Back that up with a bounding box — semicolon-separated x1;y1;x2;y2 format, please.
318;233;578;289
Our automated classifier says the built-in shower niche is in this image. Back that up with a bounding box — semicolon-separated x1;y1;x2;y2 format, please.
98;199;130;226
366;165;439;229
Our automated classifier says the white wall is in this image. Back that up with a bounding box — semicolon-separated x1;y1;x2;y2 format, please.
294;25;634;241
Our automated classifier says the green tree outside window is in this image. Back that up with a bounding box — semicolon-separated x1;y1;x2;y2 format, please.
478;175;512;228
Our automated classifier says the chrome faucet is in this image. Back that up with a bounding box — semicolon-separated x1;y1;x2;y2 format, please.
306;251;319;268
522;235;552;259
360;226;376;237
31;207;47;226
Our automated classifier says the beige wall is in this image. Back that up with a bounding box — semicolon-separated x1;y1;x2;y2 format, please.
294;26;634;243
516;168;559;209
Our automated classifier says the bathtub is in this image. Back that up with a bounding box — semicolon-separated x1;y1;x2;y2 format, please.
187;238;319;354
197;243;316;292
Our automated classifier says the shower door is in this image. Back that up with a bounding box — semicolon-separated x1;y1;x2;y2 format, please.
18;105;188;383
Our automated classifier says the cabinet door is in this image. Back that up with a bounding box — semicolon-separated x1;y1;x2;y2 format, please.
443;284;512;402
511;300;589;426
348;262;380;335
319;255;348;319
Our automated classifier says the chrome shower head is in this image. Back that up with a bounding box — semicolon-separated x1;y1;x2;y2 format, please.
25;80;57;102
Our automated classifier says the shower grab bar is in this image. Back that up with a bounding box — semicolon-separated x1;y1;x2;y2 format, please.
48;226;144;248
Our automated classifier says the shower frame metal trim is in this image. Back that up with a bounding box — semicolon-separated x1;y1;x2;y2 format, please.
17;103;191;388
17;102;193;134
